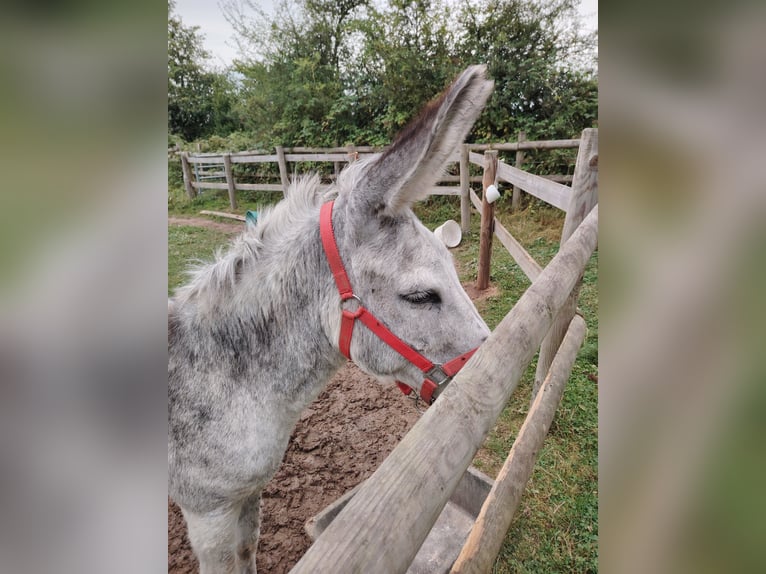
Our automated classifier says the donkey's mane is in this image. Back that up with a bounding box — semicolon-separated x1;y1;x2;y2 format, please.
173;162;372;307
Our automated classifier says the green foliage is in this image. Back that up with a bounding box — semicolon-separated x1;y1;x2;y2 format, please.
205;0;597;149
168;1;241;140
456;0;598;143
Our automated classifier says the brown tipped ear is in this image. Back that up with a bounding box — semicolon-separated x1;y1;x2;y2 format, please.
352;65;493;216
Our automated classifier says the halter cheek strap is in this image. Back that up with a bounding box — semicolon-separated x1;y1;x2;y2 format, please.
319;200;476;405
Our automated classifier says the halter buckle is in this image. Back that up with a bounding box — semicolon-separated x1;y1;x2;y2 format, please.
424;364;450;386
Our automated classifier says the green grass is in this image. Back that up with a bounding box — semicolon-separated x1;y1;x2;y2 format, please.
169;191;598;572
168;225;236;295
168;177;284;218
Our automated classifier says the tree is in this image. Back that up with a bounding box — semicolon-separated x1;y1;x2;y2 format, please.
456;0;597;142
348;0;460;139
168;1;240;140
216;0;597;147
223;0;370;146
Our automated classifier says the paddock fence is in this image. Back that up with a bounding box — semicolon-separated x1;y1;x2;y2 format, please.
174;136;579;212
285;129;598;573
172;130;597;570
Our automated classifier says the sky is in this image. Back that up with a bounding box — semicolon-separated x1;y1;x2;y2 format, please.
174;0;598;69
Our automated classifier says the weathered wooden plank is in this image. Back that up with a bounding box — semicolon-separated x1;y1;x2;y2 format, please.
468;187;542;280
232;183;285;192
229;154;279;163
285;145;384;153
230;149;270;156
466;139;580;152
468;151;571;210
493;219;542;282
495;161;571;211
193;181;288;193
532;128;598;401
451;314;588;574
186;156;225;165
284;153;356;162
199;210;246;222
542;174;573;183
467;151;485;167
469;188;481;211
289;206;598;574
191;182;228;190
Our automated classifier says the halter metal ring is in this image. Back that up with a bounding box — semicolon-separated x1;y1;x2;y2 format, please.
340;294;364;312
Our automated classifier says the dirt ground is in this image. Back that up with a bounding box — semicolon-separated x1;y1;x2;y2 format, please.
169;216;243;234
168;363;422;573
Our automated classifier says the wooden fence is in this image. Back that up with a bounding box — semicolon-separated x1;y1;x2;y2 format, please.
175;136;579;212
286;129;598;573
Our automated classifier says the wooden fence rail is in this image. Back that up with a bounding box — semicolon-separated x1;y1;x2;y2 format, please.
289;205;598;574
291;131;596;572
176;136;579;212
451;313;588;573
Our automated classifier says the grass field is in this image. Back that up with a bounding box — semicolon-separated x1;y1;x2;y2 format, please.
168;185;598;573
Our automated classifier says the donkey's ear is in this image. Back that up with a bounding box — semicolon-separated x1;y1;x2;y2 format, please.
354;65;493;216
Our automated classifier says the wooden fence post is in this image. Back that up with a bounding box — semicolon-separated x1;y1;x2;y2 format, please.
531;128;598;402
476;150;498;291
276;145;290;196
180;152;196;199
346;143;358;163
511;131;526;211
460;144;471;233
333;141;341;180
223;153;238;210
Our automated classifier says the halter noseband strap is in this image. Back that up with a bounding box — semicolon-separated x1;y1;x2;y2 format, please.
319;200;476;405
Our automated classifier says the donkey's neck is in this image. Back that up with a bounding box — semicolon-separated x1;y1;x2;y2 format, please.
172;191;344;416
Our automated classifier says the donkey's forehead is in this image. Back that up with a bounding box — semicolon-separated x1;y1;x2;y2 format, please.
359;215;452;272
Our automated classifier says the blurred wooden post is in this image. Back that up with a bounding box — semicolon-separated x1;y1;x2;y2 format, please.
476;150;498;291
223;153;238;210
531;128;598;402
181;152;196;199
459;144;471;233
276;145;289;196
511;131;526;211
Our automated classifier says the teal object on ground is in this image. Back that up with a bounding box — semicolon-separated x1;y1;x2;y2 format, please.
245;210;259;225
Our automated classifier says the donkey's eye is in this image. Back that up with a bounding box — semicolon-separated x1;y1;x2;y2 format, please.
401;290;441;305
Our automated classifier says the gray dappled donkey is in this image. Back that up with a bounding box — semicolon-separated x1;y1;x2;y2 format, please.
168;65;493;573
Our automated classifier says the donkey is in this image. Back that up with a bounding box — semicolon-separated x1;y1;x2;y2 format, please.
168;65;494;573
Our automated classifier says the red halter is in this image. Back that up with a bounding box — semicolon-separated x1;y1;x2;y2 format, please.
319;200;476;405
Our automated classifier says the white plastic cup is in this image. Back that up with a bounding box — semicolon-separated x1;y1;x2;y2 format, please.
434;219;462;248
486;184;501;204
